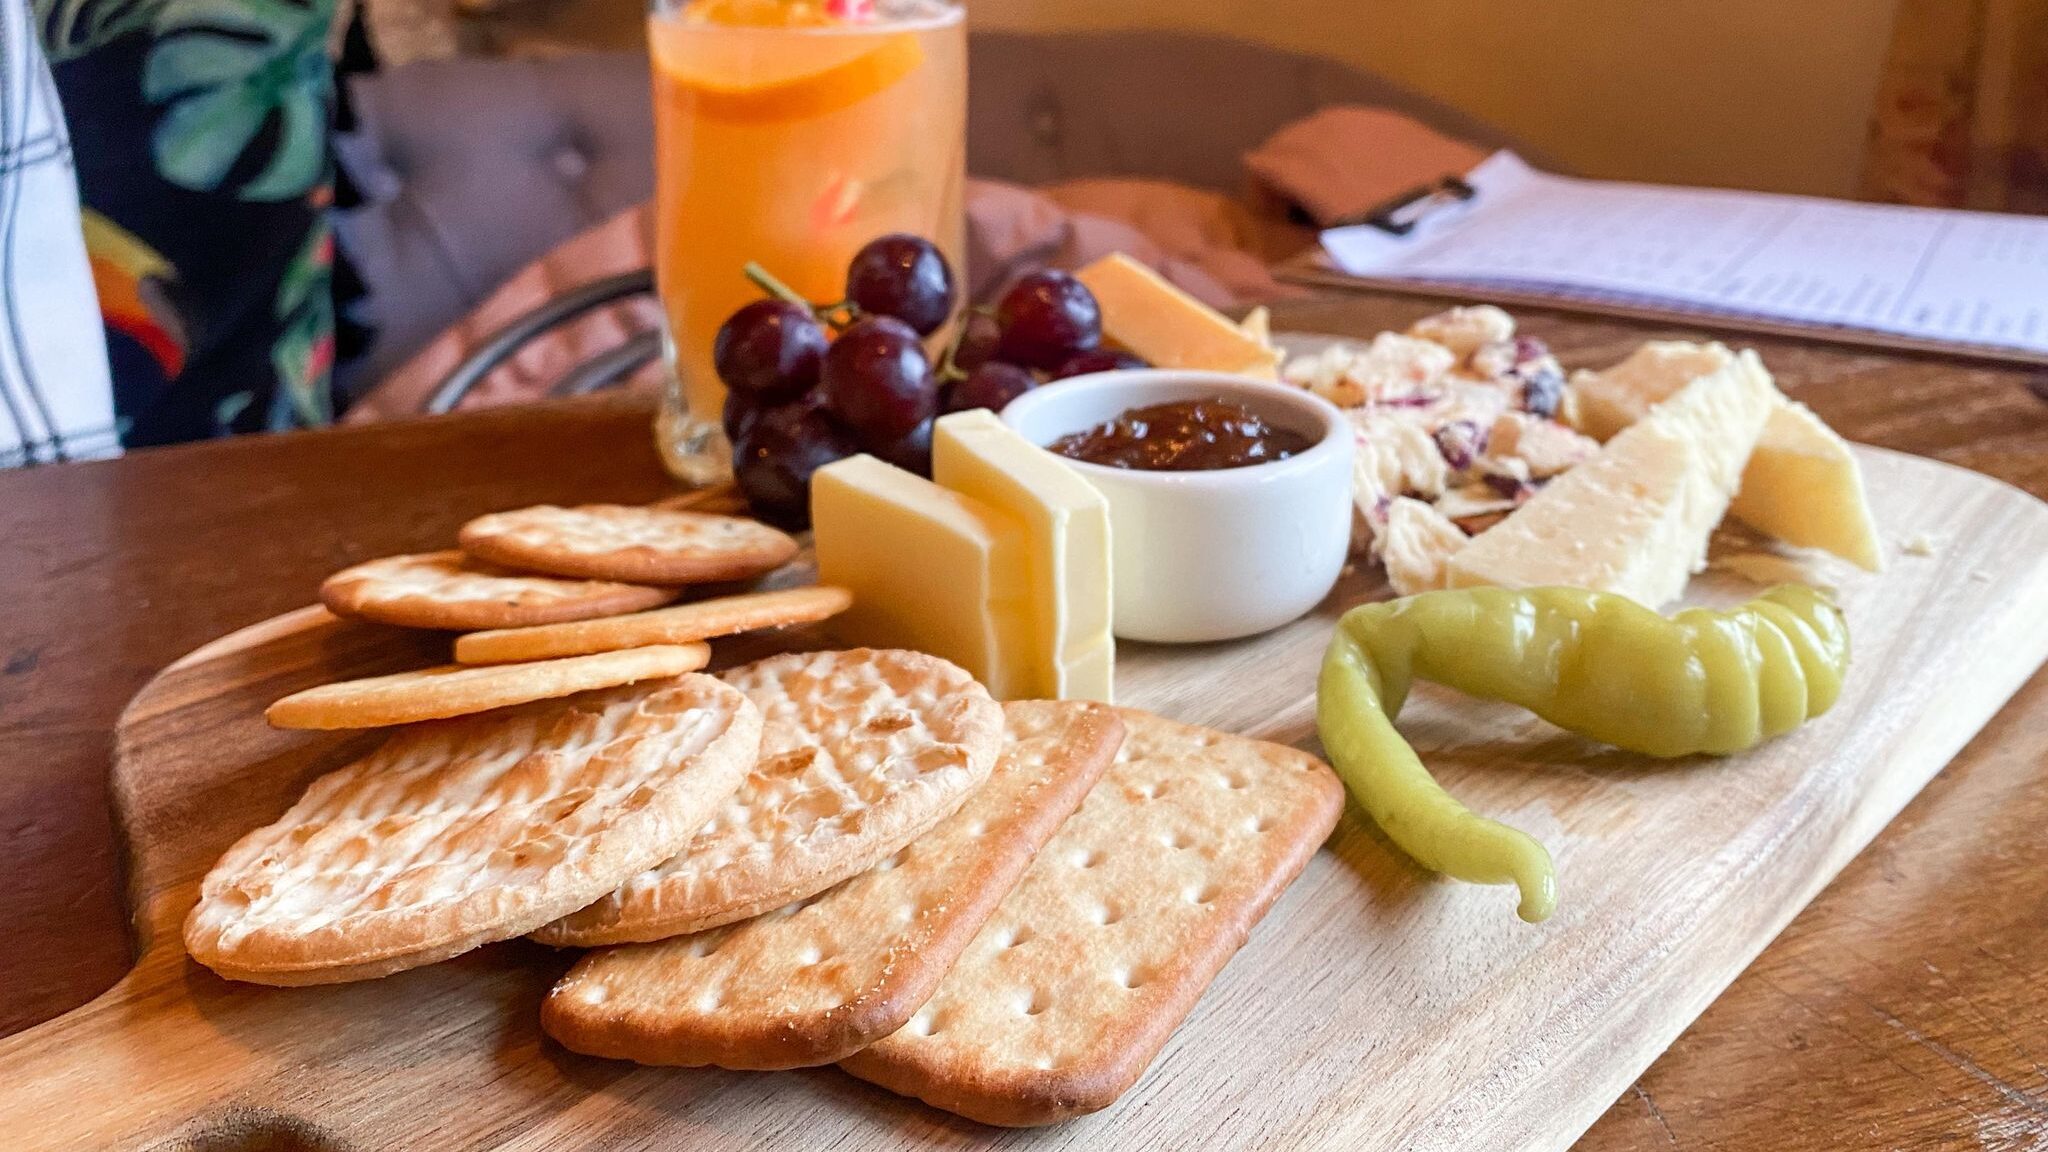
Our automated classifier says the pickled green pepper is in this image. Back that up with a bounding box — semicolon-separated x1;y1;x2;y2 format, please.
1317;584;1850;922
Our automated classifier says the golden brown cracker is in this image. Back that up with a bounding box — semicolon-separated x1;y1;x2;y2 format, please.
265;645;710;729
839;707;1344;1126
185;675;761;984
320;550;674;631
532;649;1003;946
454;587;852;665
542;700;1123;1069
459;504;798;585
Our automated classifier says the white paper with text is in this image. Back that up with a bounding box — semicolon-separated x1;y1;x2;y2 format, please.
1321;153;2048;357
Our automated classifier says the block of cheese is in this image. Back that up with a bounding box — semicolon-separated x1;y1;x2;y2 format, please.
811;455;1036;699
1075;253;1282;380
1447;348;1777;607
932;410;1114;702
1567;342;1735;441
1569;341;1881;570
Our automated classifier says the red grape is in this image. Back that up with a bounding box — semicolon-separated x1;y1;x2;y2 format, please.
820;315;937;442
943;361;1037;414
846;234;957;336
1049;349;1147;379
713;299;827;401
871;417;934;475
994;270;1101;369
949;311;1002;374
722;389;760;442
732;401;858;528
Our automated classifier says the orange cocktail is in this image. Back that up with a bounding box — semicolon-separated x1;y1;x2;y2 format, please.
649;0;966;483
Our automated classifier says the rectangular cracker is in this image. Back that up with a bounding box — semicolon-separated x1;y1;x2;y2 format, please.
540;700;1125;1069
839;707;1345;1127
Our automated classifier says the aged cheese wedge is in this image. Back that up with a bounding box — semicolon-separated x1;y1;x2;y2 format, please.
1569;341;1881;570
1724;403;1882;570
811;455;1036;699
1075;253;1282;380
932;410;1115;702
1447;347;1777;607
1239;305;1273;345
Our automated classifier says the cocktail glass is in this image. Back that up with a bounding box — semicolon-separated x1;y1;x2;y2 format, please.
647;0;966;485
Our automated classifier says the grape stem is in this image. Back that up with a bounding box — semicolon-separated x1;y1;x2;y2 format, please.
935;304;993;384
743;261;862;333
742;261;812;310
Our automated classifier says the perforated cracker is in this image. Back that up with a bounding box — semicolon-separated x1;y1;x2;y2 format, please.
839;707;1344;1127
542;700;1124;1070
533;649;1003;946
265;644;711;729
321;550;675;631
454;587;852;665
185;675;762;985
459;504;799;585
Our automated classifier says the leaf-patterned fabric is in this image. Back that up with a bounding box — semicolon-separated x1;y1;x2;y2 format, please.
34;0;339;444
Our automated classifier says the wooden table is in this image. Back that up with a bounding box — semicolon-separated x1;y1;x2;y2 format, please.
4;293;2044;1148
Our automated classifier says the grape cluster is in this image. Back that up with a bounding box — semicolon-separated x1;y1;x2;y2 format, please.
715;237;1142;526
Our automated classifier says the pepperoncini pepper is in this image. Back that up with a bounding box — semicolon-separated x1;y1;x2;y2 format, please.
1316;584;1850;923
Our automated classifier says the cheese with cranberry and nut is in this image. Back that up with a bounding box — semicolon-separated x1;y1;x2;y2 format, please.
1281;307;1599;595
1075;253;1282;380
1445;347;1778;607
1569;341;1881;571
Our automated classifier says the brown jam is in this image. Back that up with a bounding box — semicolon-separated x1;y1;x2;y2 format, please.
1047;398;1315;472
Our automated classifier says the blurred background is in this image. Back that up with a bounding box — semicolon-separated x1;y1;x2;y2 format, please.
440;0;2003;202
27;0;2046;454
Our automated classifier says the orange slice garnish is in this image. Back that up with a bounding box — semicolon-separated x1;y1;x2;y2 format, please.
662;32;924;124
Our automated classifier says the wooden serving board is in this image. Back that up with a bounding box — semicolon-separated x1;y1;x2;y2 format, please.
3;446;2045;1151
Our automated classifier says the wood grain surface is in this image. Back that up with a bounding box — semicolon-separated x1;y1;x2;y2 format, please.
2;293;2045;1148
0;444;2043;1150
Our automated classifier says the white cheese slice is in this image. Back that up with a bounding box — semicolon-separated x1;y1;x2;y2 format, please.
932;410;1114;703
811;454;1036;699
1380;496;1468;596
1569;341;1881;570
1075;253;1282;380
1567;342;1735;440
1446;348;1777;607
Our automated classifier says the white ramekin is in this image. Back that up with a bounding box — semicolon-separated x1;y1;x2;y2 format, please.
1001;370;1354;643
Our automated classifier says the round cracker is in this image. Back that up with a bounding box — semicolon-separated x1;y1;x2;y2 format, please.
321;550;674;631
458;504;798;585
454;586;853;665
266;644;711;730
186;675;763;985
532;648;1003;947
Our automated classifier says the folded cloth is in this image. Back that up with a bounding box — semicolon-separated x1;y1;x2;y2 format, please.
1244;105;1489;228
966;178;1311;310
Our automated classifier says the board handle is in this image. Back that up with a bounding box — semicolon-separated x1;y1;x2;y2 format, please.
0;950;344;1150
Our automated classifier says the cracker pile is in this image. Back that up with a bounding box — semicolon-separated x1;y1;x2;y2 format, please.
183;495;1346;1127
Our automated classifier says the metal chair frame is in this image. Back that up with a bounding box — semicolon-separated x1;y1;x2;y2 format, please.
423;269;659;414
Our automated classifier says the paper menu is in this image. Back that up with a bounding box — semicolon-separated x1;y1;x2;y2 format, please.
1320;153;2048;358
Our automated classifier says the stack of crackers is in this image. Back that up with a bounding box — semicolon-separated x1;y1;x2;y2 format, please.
185;500;1344;1127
